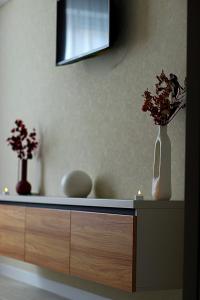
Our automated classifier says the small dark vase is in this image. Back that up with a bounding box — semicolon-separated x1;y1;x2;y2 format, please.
16;159;31;195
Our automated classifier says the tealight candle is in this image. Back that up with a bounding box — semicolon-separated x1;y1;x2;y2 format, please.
3;187;9;195
135;190;144;200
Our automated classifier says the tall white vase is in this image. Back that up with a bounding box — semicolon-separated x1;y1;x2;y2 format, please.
152;125;172;200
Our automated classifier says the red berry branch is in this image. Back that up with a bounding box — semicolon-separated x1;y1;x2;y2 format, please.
142;71;186;126
7;120;38;159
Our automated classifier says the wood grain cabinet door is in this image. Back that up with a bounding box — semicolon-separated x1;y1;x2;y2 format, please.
25;208;70;274
0;205;25;260
70;211;136;292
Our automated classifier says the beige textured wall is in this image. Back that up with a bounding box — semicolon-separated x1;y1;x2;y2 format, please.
0;0;186;299
0;0;186;200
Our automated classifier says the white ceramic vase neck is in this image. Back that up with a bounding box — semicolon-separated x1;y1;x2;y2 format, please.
152;125;172;200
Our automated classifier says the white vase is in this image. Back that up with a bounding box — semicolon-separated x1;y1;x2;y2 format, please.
152;125;171;201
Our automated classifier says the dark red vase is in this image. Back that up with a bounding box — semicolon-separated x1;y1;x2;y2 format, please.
16;159;31;195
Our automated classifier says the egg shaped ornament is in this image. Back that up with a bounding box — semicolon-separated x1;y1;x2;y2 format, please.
61;170;92;198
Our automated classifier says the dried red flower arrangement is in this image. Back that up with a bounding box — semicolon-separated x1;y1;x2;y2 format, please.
142;71;186;125
7;120;38;159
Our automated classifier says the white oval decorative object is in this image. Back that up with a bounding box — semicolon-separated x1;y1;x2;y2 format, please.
152;125;172;201
61;170;92;198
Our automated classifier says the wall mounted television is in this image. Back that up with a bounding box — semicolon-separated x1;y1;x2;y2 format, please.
56;0;117;65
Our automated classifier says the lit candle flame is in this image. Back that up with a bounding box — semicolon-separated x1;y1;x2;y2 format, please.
3;187;9;193
138;190;142;195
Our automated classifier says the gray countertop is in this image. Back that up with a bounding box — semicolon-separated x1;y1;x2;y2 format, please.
0;195;184;209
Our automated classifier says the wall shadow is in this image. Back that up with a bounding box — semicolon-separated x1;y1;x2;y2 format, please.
94;175;116;199
83;0;150;73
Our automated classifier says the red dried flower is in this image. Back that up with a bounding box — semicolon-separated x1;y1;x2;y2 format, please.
142;71;186;126
7;120;38;160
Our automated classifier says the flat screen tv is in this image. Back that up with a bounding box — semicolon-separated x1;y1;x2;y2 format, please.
56;0;116;65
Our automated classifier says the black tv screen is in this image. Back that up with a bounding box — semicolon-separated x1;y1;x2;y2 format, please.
56;0;111;65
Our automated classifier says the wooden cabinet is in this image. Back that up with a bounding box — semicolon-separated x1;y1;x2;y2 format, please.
25;208;70;274
70;211;136;292
0;205;25;260
0;202;184;292
0;204;136;291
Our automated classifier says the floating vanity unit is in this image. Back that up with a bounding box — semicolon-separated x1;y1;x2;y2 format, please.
0;196;184;292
